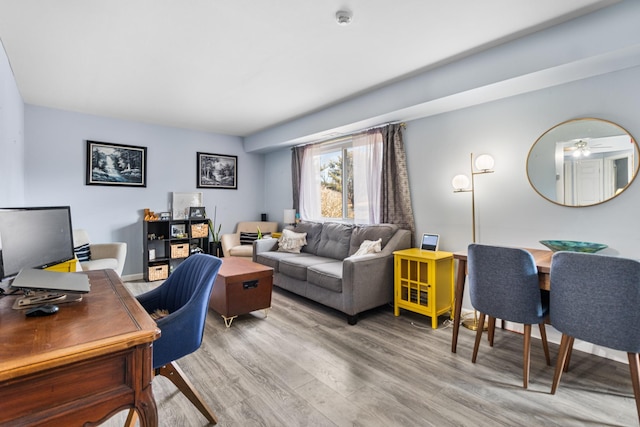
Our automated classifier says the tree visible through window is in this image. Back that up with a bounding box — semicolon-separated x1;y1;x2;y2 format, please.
319;144;354;219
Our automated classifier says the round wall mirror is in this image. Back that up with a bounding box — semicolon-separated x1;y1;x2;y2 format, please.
527;118;639;207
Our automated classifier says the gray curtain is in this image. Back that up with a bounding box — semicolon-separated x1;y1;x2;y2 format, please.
291;145;305;210
381;123;415;237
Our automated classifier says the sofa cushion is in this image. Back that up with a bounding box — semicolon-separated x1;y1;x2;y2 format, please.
279;255;335;281
80;258;118;272
316;222;353;260
348;224;399;256
256;251;308;272
278;229;307;253
292;221;323;254
308;261;344;292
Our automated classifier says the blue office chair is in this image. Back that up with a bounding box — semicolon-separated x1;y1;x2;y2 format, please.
127;253;222;425
468;244;551;388
550;251;640;422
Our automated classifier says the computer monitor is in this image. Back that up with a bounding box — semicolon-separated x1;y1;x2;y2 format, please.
420;233;439;251
0;206;75;280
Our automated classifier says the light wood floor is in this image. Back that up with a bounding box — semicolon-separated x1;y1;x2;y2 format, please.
104;281;638;427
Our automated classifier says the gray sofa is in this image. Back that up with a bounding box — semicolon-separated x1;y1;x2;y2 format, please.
253;221;411;324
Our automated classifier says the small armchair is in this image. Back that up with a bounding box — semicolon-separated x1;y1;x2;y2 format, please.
220;221;278;258
72;229;127;276
128;253;223;425
550;251;640;422
468;244;550;388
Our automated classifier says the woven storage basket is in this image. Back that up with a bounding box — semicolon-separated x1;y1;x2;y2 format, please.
171;243;189;258
148;264;168;281
191;223;208;238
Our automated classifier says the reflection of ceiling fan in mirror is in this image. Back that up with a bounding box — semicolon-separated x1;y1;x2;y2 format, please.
562;138;613;157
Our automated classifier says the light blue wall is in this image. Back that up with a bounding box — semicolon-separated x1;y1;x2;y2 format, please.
255;1;640;362
24;106;269;276
0;40;24;206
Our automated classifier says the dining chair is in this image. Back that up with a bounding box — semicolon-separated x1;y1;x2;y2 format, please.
126;253;223;426
549;251;640;422
467;244;551;388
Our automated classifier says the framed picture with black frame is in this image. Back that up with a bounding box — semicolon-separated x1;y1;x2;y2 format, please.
197;152;237;189
189;207;206;219
86;140;147;187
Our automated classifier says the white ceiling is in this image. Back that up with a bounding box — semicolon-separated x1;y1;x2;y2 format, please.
0;0;619;137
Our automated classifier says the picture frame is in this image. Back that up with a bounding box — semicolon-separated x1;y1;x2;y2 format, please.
197;152;237;189
171;223;187;238
159;212;171;221
172;192;203;220
189;206;205;219
86;140;147;187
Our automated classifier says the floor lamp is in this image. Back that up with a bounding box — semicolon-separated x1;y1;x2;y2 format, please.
452;153;494;330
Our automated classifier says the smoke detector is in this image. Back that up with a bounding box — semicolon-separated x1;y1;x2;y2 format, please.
336;10;353;26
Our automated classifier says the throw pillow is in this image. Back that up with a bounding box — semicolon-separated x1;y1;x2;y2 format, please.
240;232;260;245
278;229;307;253
352;238;382;257
74;243;91;261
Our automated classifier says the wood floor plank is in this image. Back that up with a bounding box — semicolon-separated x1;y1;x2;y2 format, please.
102;282;637;427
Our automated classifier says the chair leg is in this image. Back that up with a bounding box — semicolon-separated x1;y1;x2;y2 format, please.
563;336;575;372
538;323;551;366
523;324;532;389
487;316;496;347
551;334;573;394
627;353;640;424
124;409;138;427
471;312;486;363
157;362;218;425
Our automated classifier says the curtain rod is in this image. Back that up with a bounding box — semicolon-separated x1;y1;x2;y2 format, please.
293;121;406;149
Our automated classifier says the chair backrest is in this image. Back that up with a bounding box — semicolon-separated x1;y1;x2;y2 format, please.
236;221;279;234
73;229;91;247
550;251;640;353
468;244;546;324
147;254;222;368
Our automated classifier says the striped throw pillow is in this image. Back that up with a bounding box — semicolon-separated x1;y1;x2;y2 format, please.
74;243;91;261
239;232;260;245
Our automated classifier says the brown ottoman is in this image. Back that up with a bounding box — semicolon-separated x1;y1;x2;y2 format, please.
209;257;274;327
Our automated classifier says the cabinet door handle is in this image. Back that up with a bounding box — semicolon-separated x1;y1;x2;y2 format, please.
243;280;259;289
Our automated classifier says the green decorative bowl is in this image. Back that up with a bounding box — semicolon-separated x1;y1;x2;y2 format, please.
539;240;608;253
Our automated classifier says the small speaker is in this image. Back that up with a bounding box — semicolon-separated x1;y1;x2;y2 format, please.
261;213;267;221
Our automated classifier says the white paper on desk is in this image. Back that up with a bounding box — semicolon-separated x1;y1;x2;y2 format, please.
11;268;91;293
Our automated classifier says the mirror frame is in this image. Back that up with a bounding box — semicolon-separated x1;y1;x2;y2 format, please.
527;118;639;207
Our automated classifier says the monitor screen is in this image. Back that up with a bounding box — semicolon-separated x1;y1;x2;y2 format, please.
421;233;439;251
0;206;75;280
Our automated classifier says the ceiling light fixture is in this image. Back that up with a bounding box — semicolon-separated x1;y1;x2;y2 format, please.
336;10;353;26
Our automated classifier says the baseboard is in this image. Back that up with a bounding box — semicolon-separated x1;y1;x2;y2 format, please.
122;273;143;282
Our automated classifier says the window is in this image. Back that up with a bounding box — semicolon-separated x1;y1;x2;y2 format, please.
300;131;382;224
319;141;354;220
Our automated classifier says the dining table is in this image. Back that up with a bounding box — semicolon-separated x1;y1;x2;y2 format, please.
451;248;553;353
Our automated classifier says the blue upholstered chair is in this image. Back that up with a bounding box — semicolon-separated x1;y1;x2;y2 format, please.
127;253;222;425
550;251;640;422
468;244;551;388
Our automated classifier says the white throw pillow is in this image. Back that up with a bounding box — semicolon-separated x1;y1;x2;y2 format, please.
278;229;307;253
352;238;382;257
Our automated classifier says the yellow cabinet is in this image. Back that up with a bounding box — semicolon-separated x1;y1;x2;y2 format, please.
45;258;79;272
393;248;454;329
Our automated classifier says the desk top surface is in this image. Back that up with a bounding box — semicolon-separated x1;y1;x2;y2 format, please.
0;269;159;381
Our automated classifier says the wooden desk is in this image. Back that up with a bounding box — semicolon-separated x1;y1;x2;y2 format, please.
0;269;160;426
451;248;552;353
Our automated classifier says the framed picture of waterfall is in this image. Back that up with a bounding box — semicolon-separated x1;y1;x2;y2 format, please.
86;140;147;187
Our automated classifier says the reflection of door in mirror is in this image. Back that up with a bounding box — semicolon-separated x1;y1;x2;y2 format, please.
528;118;639;207
555;134;634;205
